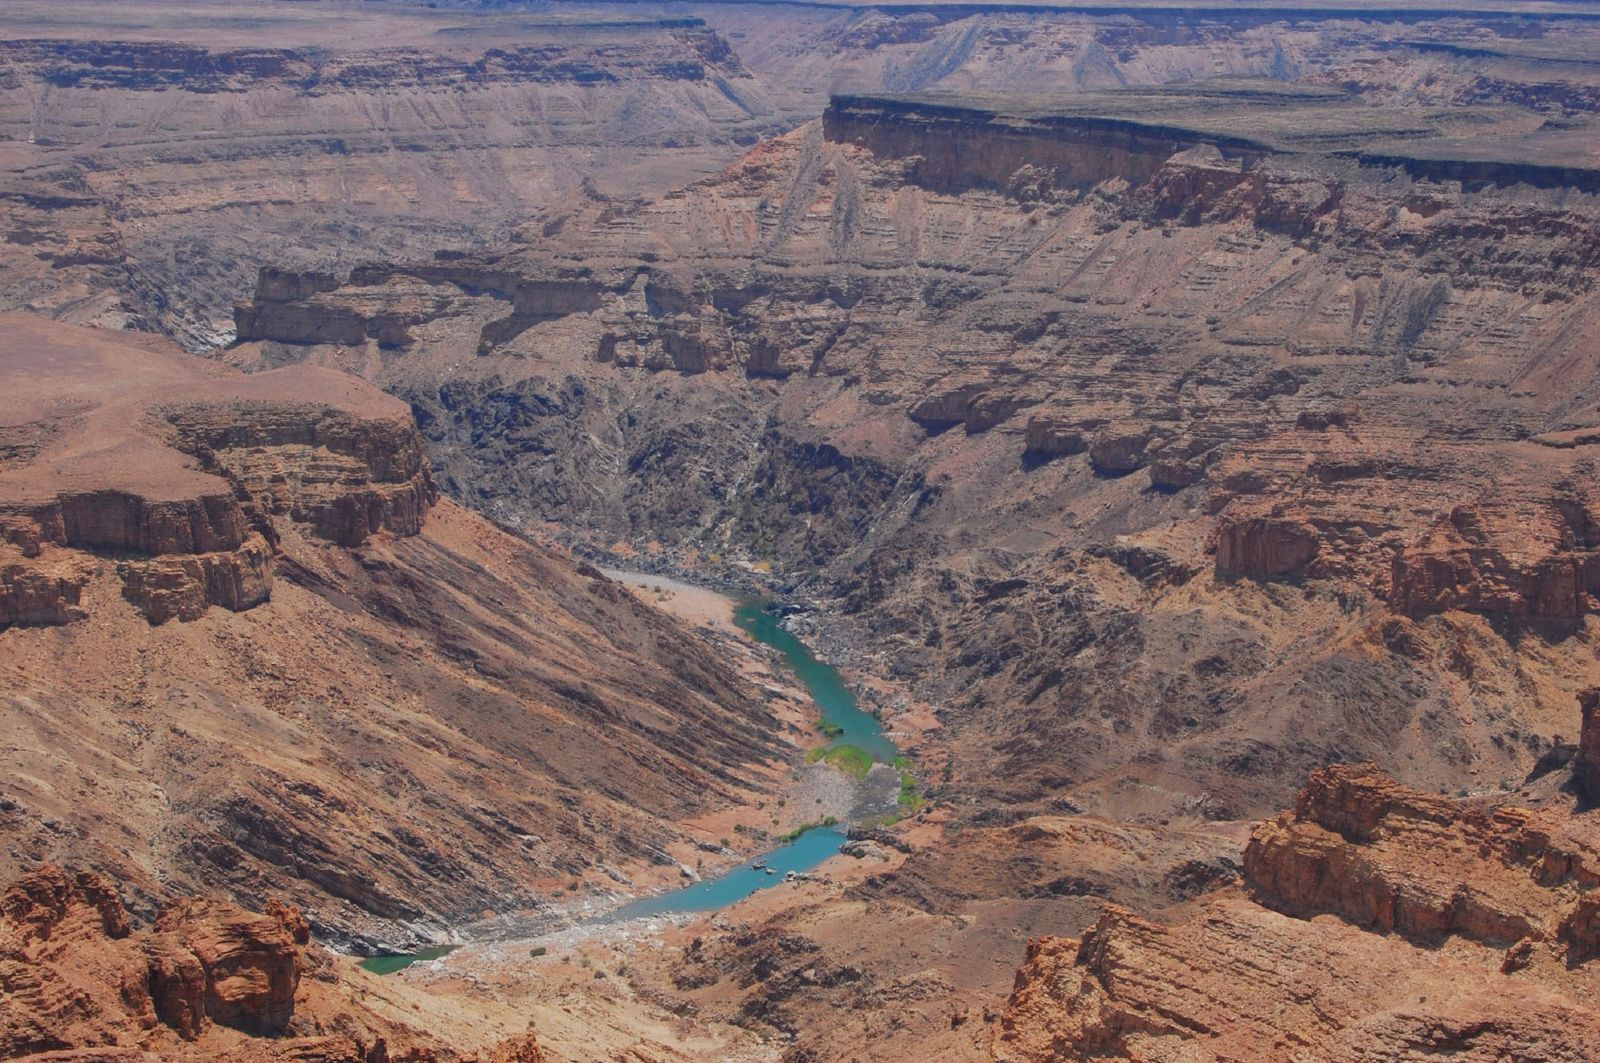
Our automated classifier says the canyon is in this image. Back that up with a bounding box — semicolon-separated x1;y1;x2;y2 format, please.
6;0;1600;1058
235;71;1600;820
0;312;792;963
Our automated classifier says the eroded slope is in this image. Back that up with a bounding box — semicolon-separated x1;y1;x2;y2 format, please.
232;76;1600;826
0;313;782;951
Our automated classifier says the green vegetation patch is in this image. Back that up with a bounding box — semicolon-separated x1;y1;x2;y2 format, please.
897;768;924;811
780;815;840;844
811;744;873;780
817;719;845;738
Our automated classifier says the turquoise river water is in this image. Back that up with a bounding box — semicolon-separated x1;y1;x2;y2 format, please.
361;591;894;973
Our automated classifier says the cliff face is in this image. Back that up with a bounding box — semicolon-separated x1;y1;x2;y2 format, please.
0;313;435;627
0;314;781;949
0;31;743;93
993;757;1600;1062
823;95;1272;196
229;74;1600;820
0;4;777;348
14;0;1600;351
0;864;550;1061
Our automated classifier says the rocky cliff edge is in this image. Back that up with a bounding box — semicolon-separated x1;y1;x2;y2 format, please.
0;313;435;627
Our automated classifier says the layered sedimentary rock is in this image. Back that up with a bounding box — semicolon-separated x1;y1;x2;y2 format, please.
1245;762;1600;955
0;1;779;346
0;312;434;626
0;865;298;1051
994;896;1600;1062
231;69;1600;821
0;864;550;1061
993;760;1600;1062
0;312;781;950
14;0;1600;349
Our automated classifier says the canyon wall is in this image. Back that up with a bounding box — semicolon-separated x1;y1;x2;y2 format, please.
0;315;782;950
994;747;1600;1060
823;94;1273;196
229;66;1600;821
0;2;779;347
12;0;1600;352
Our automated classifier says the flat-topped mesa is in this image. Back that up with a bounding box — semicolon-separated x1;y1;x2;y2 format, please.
0;313;436;626
823;94;1276;197
0;27;746;94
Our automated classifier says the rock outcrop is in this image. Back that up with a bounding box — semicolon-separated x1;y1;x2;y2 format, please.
823;94;1272;198
1578;688;1600;804
1389;499;1600;620
0;865;551;1061
994;763;1600;1062
1214;514;1320;579
147;900;300;1038
994;896;1600;1062
0;313;435;626
0;866;298;1051
1245;762;1600;955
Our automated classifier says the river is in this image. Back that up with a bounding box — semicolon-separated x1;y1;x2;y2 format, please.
360;576;897;973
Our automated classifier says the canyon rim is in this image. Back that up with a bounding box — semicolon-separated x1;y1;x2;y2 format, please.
4;0;1600;1059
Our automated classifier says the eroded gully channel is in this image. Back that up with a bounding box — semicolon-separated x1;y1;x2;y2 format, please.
362;578;901;973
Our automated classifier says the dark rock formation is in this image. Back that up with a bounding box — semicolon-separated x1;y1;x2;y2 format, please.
1576;688;1600;803
1215;515;1320;579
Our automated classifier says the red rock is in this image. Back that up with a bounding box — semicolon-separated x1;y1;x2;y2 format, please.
1245;763;1600;952
264;899;311;946
995;766;1600;1061
0;866;333;1055
0;553;90;627
0;314;436;627
1576;688;1600;804
151;899;300;1037
1214;514;1320;578
0;866;131;945
1087;424;1154;475
142;936;210;1041
1023;413;1091;460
